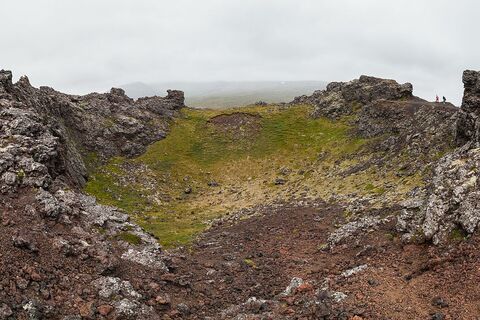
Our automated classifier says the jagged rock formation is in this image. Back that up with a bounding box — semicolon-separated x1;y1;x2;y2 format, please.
3;66;480;318
397;145;480;244
292;76;458;152
293;75;457;176
398;70;480;244
1;70;184;187
456;70;480;145
292;75;413;119
0;70;184;319
69;87;184;159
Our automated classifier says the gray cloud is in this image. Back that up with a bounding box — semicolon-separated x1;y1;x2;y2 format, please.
1;0;478;104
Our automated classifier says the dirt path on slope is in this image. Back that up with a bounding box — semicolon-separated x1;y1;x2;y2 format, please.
157;202;480;319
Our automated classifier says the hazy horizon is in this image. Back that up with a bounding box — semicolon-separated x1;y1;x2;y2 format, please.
2;0;479;105
119;80;327;108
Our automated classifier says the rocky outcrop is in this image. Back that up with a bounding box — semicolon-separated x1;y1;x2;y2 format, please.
355;97;456;138
292;74;480;245
398;70;480;244
293;75;458;177
456;70;480;145
1;70;184;188
69;87;184;160
292;75;413;119
0;70;182;319
398;146;480;244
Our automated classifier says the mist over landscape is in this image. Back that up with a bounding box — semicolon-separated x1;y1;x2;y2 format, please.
3;0;480;105
121;81;327;108
3;1;480;319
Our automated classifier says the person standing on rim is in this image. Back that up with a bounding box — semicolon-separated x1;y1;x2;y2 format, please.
443;96;447;103
436;95;439;103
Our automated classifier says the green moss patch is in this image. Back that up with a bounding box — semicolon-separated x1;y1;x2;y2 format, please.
450;227;467;242
117;232;142;245
86;104;417;248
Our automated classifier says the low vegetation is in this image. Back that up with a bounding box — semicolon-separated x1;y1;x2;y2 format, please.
117;232;142;245
85;104;423;247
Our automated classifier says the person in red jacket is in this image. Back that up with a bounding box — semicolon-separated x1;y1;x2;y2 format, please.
436;95;439;103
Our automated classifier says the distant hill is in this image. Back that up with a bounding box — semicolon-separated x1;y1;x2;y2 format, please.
120;81;327;108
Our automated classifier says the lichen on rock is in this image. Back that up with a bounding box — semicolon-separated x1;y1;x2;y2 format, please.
398;70;480;244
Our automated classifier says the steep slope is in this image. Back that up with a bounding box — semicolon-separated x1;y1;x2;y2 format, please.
399;70;480;244
0;70;184;319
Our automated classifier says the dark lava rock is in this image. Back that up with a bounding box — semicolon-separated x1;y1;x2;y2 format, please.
367;279;379;286
12;235;38;253
0;69;176;319
456;70;480;145
0;303;13;318
1;69;184;188
431;312;445;320
292;75;413;119
176;303;190;315
431;297;449;308
397;70;480;244
208;180;219;187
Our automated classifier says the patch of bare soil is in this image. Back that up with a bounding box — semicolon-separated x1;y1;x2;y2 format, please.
208;113;262;139
159;202;480;319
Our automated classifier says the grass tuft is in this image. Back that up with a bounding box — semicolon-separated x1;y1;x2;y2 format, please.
117;232;142;245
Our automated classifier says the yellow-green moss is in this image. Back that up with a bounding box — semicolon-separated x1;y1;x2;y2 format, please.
83;151;101;174
16;169;25;180
244;258;258;268
85;103;456;249
85;104;371;248
117;232;142;245
450;227;467;242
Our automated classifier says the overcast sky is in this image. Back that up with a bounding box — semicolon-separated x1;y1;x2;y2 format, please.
1;0;478;104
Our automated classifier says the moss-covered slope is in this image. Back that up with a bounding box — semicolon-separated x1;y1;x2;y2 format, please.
84;101;449;247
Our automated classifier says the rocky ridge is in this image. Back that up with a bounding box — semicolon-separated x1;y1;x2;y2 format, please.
1;70;184;188
293;75;457;175
293;72;480;244
0;69;184;319
3;67;480;319
292;75;414;119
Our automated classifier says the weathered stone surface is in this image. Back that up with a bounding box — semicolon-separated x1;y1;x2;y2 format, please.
0;69;13;98
456;70;480;145
94;277;142;300
0;70;177;319
399;70;480;244
292;75;413;119
398;146;480;244
328;215;389;247
1;70;184;189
